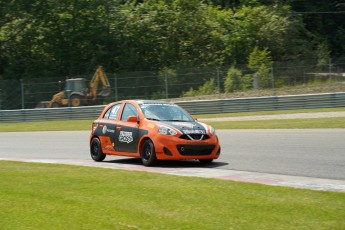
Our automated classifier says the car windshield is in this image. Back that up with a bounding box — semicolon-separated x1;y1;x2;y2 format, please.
139;103;194;122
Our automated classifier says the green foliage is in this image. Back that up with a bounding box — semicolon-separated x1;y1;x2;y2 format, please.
183;78;219;97
0;0;344;108
248;46;273;71
224;66;243;92
242;74;254;90
1;0;342;80
257;64;272;88
247;46;272;89
317;42;331;66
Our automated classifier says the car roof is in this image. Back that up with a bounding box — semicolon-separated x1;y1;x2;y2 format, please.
117;99;174;105
136;100;174;105
106;100;175;108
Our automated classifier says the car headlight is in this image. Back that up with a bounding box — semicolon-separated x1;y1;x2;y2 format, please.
158;126;177;136
209;126;217;136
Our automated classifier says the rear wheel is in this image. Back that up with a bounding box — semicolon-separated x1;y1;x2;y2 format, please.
141;139;157;166
51;102;60;108
90;137;106;162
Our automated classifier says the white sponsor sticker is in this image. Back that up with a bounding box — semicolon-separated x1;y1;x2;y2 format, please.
119;131;133;143
102;125;115;134
172;122;196;128
102;125;107;134
182;129;206;135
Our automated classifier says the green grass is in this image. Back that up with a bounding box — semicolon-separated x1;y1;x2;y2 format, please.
1;161;344;230
208;117;345;129
0;120;91;132
0;107;344;132
193;107;345;118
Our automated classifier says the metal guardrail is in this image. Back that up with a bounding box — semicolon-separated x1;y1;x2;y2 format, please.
0;106;105;123
177;92;345;114
0;92;344;122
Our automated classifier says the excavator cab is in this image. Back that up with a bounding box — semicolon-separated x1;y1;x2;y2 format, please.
65;78;88;93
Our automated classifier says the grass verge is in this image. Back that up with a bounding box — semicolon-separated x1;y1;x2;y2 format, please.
1;161;344;230
208;117;345;129
193;107;345;118
0;120;91;132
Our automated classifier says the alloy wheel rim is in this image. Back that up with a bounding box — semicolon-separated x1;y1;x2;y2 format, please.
91;143;99;157
143;145;151;160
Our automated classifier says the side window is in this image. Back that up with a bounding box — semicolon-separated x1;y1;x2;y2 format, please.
109;104;121;120
103;108;112;119
121;103;138;121
103;104;121;120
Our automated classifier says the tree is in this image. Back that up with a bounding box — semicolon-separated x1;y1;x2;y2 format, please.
247;46;272;88
224;65;242;92
286;0;345;57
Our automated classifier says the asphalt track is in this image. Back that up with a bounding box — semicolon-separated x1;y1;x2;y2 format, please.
1;130;345;192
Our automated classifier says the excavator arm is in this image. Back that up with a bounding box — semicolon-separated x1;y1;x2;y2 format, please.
89;66;111;101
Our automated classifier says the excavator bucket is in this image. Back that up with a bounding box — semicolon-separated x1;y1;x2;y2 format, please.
98;87;111;97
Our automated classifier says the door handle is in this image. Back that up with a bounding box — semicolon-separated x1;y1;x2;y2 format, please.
116;126;122;131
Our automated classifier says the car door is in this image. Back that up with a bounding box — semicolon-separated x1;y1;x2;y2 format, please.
114;103;140;153
99;103;122;152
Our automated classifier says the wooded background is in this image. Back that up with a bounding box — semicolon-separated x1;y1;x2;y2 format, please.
0;0;344;109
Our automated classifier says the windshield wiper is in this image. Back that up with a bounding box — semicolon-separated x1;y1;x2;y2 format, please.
146;117;161;121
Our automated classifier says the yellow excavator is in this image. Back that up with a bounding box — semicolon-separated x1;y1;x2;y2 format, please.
47;66;111;108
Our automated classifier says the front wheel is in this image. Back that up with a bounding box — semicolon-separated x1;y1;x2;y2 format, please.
141;139;157;166
90;137;106;162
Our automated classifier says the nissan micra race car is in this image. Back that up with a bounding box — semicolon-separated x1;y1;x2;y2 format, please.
90;100;221;166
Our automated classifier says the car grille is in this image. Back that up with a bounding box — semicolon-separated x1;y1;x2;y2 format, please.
179;134;210;141
176;145;215;156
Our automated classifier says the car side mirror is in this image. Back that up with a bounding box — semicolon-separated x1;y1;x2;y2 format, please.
127;116;138;123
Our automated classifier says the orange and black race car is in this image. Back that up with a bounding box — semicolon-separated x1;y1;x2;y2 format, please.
90;100;221;166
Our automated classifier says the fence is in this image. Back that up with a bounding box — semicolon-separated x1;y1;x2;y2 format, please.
1;92;344;122
0;59;345;110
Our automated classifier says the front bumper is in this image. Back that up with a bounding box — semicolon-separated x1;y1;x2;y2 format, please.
152;133;221;160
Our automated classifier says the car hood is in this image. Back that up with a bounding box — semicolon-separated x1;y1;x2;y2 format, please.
160;120;208;135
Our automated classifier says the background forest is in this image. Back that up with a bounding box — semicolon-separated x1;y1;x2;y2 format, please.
0;0;344;109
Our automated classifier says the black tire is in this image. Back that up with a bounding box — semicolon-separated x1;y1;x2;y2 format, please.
70;94;84;107
90;137;106;162
141;139;157;166
199;159;213;164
